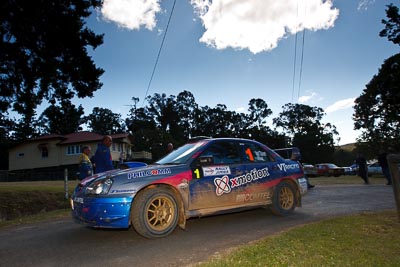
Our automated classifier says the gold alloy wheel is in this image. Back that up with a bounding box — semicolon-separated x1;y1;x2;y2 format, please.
279;186;294;210
146;196;175;231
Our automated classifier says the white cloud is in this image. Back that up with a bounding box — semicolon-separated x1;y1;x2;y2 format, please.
357;0;375;11
235;107;246;113
100;0;161;30
99;0;339;53
325;98;356;113
298;91;318;103
190;0;339;54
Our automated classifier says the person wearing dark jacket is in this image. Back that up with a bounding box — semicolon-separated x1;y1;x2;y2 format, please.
356;153;369;184
378;150;392;185
94;135;113;173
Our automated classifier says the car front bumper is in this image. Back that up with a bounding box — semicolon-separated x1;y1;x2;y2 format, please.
71;196;133;228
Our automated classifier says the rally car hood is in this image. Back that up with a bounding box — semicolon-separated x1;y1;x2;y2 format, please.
76;163;188;197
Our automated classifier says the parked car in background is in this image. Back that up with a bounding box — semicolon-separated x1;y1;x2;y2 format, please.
343;166;352;175
303;164;317;177
350;164;358;175
315;163;345;177
344;164;358;175
368;162;382;176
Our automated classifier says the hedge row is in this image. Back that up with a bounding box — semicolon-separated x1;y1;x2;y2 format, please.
0;191;70;221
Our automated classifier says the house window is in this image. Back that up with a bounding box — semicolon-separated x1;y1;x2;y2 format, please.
67;145;82;155
41;147;49;158
37;144;49;158
17;152;25;158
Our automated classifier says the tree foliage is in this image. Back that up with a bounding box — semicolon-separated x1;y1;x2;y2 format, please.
353;53;400;153
86;107;125;134
37;100;85;135
379;4;400;46
0;0;104;139
353;4;400;156
121;94;329;162
274;103;339;163
0;86;341;167
273;104;325;135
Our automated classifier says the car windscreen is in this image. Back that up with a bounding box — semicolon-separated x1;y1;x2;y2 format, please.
327;163;339;168
156;141;206;165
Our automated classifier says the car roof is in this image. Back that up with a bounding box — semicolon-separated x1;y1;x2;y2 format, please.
190;137;265;144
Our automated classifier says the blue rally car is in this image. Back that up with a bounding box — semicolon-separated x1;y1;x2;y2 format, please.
71;137;308;238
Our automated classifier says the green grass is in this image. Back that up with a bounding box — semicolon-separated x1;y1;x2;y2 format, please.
0;180;80;192
200;211;400;267
197;174;398;267
0;180;79;225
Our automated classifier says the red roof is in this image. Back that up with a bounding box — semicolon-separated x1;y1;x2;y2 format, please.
32;132;130;145
111;133;130;139
58;132;103;144
33;134;65;141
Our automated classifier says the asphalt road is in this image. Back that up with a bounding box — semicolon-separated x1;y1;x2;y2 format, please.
0;184;396;267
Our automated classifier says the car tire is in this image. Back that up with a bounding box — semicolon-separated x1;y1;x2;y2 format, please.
270;181;296;216
131;186;179;239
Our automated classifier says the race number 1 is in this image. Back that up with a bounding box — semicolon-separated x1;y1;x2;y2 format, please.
194;169;201;179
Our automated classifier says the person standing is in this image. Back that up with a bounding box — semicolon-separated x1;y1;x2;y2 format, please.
356;153;369;184
94;135;113;173
378;150;392;185
166;143;173;154
78;146;93;180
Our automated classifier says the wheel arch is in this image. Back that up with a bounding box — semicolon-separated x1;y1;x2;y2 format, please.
129;183;187;230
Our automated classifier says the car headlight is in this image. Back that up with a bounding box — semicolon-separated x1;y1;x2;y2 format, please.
86;177;113;195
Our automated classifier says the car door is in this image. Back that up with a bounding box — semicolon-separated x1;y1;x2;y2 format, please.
188;140;245;210
235;141;280;205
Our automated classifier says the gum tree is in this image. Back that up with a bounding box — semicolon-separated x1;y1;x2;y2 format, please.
353;3;400;153
0;0;104;140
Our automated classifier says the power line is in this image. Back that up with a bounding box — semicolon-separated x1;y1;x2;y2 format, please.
292;0;307;103
142;0;177;106
291;1;299;103
297;28;306;101
291;31;298;103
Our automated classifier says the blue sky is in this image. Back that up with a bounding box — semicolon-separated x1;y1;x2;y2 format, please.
73;0;398;145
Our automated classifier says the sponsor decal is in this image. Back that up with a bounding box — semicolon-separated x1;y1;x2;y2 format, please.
73;197;84;204
254;150;267;161
214;175;231;196
203;166;231;177
277;163;300;172
236;192;270;202
110;189;136;194
127;168;171;179
214;167;269;196
298;177;308;194
230;168;269;188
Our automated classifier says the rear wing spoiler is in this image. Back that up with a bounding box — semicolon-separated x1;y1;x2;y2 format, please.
274;147;301;161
